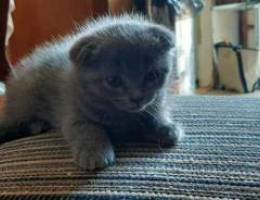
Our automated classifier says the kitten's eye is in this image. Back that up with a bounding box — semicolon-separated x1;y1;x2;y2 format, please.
144;70;160;84
106;76;123;88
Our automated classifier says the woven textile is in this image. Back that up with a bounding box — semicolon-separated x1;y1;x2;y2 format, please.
0;96;260;199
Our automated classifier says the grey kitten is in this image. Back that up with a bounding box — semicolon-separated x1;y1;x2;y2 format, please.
0;15;183;170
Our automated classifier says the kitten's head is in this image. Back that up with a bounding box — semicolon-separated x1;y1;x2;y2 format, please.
70;16;175;112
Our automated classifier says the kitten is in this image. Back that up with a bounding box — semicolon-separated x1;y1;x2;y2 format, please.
0;15;183;170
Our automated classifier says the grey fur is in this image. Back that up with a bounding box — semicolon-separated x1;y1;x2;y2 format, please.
1;15;183;170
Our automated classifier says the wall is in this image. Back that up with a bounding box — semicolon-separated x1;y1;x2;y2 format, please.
8;0;107;65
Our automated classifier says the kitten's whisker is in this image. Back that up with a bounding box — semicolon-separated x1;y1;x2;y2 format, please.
144;110;160;122
149;104;160;113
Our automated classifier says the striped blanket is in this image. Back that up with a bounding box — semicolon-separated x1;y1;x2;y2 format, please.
0;96;260;199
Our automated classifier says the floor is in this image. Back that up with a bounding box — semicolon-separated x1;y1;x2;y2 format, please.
196;87;260;97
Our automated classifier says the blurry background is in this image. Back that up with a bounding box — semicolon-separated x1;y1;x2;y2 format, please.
1;0;260;96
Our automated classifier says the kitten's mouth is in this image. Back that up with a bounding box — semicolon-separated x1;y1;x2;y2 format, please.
114;97;155;113
127;98;155;113
128;104;146;112
115;103;146;113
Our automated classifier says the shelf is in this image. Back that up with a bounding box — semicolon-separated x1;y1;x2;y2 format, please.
213;2;260;11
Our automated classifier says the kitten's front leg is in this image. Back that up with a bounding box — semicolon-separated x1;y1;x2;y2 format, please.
62;117;115;170
142;107;184;148
154;121;183;148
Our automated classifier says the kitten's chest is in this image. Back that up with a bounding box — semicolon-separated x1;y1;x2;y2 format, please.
99;112;136;127
102;112;142;143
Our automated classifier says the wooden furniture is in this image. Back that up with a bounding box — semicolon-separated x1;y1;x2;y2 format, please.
0;0;10;81
108;0;134;15
8;0;108;65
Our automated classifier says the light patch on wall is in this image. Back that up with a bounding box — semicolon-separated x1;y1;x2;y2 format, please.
175;15;195;94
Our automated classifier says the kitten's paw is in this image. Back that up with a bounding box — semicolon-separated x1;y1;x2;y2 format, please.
156;124;184;148
74;142;116;171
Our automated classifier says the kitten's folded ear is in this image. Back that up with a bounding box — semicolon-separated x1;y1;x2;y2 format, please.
148;26;175;51
69;36;99;67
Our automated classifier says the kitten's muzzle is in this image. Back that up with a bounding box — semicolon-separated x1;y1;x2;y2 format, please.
127;96;152;112
129;96;144;105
